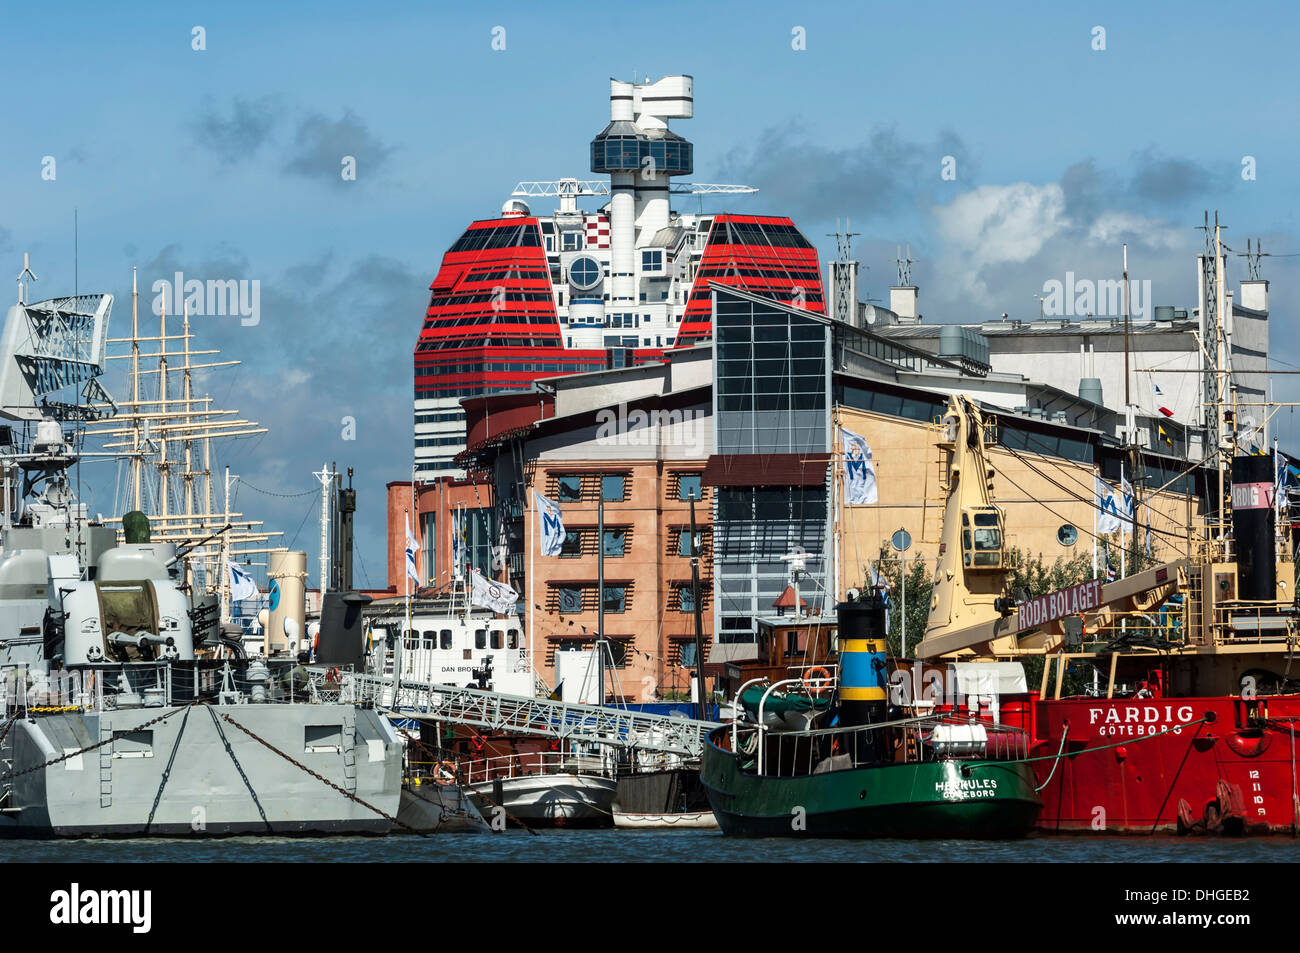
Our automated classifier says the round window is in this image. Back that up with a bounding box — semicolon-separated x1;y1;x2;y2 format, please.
568;255;603;291
1057;524;1078;547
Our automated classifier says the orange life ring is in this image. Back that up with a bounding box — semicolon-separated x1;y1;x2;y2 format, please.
805;666;833;697
434;762;457;786
326;667;340;682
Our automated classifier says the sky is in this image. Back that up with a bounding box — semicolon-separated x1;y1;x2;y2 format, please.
4;0;1300;590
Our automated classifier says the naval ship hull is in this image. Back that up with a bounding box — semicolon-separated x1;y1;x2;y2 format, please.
1;702;403;837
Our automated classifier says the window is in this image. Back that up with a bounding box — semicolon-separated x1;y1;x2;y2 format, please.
678;529;695;557
490;631;503;650
641;250;663;272
474;629;487;649
1057;524;1078;547
440;629;453;650
422;630;436;650
603;587;627;613
785;630;800;657
602;475;626;501
562;232;582;251
556;475;583;502
603;528;626;557
558;587;584;614
561;530;583;558
304;725;343;754
678;474;702;501
507;630;519;650
678;583;696;613
404;630;418;650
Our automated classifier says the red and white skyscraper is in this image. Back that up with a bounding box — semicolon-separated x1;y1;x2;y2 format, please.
413;76;825;478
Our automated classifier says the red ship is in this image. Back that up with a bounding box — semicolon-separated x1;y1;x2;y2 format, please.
908;395;1300;835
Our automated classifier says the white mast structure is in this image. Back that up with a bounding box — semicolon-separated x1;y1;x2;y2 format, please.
84;288;279;619
314;463;335;598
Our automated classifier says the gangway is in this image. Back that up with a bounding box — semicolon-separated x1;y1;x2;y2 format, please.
345;673;720;758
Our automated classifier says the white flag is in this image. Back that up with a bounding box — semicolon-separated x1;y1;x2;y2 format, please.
535;491;566;557
451;509;465;574
404;514;421;588
228;561;258;602
1120;476;1136;534
841;426;878;504
1096;476;1122;534
470;569;519;615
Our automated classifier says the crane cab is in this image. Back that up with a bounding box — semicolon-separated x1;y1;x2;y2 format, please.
961;506;1006;570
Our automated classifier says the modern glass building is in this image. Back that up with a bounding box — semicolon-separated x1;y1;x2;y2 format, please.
707;286;834;642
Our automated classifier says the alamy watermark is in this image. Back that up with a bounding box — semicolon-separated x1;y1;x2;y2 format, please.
1039;272;1151;320
595;402;707;455
152;271;260;326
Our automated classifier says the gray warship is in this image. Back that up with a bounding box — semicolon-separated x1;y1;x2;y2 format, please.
0;265;403;836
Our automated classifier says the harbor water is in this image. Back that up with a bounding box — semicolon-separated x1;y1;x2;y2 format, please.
20;831;1300;863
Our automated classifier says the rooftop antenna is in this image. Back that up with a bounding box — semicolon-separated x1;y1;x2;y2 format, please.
1238;238;1266;281
827;218;860;325
16;253;36;305
896;243;916;286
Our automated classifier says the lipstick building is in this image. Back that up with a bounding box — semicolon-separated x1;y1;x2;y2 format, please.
413;75;825;479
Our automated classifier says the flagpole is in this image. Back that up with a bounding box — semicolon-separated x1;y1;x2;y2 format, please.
1092;467;1098;580
528;489;535;693
1120;461;1127;580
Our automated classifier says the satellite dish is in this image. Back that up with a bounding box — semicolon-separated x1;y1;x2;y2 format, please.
307;621;320;640
846;587;861;601
46;482;73;506
864;305;877;326
283;617;300;640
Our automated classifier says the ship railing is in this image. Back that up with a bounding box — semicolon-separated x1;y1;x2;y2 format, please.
0;659;353;715
456;749;617;786
1212;600;1296;645
733;711;1031;778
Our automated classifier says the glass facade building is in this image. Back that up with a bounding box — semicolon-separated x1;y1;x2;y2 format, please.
710;289;834;641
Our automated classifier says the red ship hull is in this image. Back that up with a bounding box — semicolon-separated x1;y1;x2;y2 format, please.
996;694;1300;834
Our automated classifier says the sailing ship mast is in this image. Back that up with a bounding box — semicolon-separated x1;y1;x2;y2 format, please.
83;289;280;619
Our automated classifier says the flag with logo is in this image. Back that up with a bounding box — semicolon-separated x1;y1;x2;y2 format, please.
470;569;520;615
1158;424;1172;447
841;426;878;505
1120;475;1136;533
228;560;258;602
404;513;421;590
535;491;566;557
1096;476;1123;534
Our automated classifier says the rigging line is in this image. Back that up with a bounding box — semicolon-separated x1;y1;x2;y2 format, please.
996;440;1199;543
988;454;1186;556
143;702;195;832
205;706;274;833
285;496;321;552
236;480;317;499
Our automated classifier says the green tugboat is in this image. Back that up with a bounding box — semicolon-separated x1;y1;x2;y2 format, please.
701;595;1042;837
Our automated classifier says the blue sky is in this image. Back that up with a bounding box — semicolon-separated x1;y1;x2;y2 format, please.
4;0;1299;588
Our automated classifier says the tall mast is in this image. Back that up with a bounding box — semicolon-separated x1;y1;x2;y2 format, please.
157;302;169;521
1214;215;1228;542
130;268;142;511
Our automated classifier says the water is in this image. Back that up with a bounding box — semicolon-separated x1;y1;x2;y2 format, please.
17;830;1300;863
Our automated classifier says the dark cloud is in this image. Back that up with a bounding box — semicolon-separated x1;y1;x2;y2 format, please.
191;96;283;165
285;110;394;185
714;123;971;222
1129;149;1217;205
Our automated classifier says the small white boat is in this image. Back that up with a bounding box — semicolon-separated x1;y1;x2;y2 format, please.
613;810;719;830
462;752;618;828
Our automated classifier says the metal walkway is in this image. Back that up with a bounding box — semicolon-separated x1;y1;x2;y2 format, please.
345;674;719;757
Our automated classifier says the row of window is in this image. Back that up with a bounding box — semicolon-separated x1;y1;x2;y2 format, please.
417;336;565;352
558;527;632;558
551;473;630;503
691;287;824;306
695;266;821;282
424;314;559;329
708;220;813;249
401;629;522;651
431;291;556;307
464;268;550;283
414;410;466;424
549;585;633;614
448;224;542;253
546;583;703;615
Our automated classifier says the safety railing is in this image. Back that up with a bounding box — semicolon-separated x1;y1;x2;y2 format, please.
456;750;617;786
